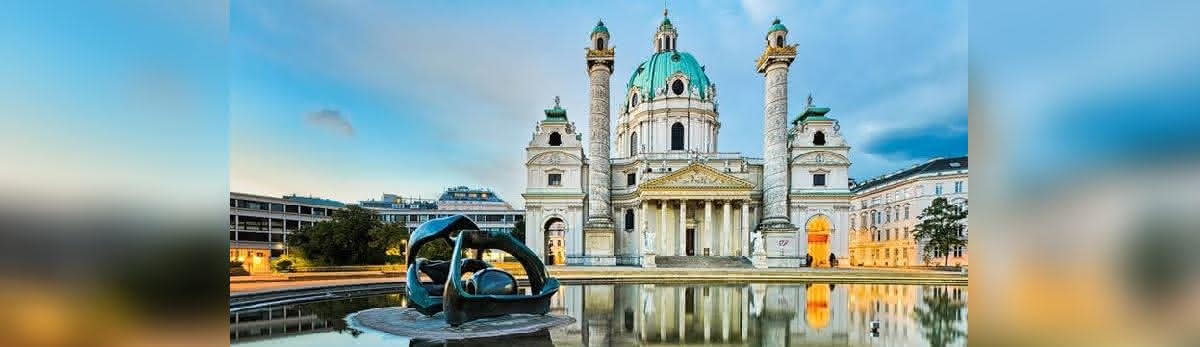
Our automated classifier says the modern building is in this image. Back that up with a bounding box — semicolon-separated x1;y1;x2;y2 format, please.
360;186;525;263
523;13;853;267
360;186;524;234
848;156;969;267
229;192;345;273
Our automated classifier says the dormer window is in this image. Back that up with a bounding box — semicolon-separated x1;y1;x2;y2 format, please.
813;131;826;146
549;132;562;146
671;80;685;95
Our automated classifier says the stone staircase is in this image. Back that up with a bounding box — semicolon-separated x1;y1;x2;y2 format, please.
655;256;754;268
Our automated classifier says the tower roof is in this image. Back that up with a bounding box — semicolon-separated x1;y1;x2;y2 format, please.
592;20;608;34
627;51;712;100
768;18;788;33
544;96;567;121
791;105;834;125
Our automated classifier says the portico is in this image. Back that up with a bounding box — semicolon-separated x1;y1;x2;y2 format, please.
636;163;758;262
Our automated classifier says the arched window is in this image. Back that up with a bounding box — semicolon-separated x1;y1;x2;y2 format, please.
629;132;638;155
595;37;605;50
775;35;784;47
624;209;635;231
671;79;685;95
630;93;639;108
813;131;826;146
670;122;685;150
548;132;562;146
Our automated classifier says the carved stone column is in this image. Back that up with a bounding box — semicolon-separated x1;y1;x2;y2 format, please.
722;200;732;256
678;200;687;256
704;200;713;256
756;36;800;268
583;44;615;266
734;201;744;255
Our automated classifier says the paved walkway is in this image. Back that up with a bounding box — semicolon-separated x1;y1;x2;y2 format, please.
231;266;965;294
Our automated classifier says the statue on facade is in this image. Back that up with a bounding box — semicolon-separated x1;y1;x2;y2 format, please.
750;229;764;255
643;225;656;253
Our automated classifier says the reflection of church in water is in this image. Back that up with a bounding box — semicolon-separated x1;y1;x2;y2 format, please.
524;11;852;267
547;283;967;346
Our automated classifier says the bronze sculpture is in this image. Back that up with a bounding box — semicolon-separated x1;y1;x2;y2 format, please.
405;215;560;326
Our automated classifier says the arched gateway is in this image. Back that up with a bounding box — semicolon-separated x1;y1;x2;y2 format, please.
543;217;566;265
806;215;832;267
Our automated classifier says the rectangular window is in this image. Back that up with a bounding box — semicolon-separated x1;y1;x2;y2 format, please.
312;207;325;216
905;206;910;219
548;173;562;186
627;173;636;186
299;206;312;215
285;204;299;213
935;184;944;195
954;181;963;193
270;203;284;212
270;218;284;232
285;220;299;231
812;174;826;186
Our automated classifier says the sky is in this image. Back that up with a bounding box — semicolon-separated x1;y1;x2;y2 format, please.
230;0;967;206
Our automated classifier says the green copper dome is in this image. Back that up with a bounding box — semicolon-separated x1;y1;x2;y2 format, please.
768;18;788;33
592;20;608;34
627;51;712;100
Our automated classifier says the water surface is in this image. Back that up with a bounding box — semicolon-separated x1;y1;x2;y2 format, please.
231;282;967;346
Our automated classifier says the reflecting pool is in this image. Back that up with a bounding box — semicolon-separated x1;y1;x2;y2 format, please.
231;283;967;346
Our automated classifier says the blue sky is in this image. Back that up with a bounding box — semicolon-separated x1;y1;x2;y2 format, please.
230;1;967;205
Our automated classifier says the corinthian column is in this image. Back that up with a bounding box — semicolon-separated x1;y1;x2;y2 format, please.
583;34;616;266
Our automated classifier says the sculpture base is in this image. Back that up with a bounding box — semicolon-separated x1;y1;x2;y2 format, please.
751;252;768;269
641;253;657;268
579;224;615;266
351;307;575;340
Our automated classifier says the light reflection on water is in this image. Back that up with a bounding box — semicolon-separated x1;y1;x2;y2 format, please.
231;283;966;346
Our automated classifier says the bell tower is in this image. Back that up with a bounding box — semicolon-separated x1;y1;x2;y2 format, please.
654;9;678;52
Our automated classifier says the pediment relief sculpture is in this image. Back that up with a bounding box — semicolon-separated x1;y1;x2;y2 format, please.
528;151;581;166
641;163;753;190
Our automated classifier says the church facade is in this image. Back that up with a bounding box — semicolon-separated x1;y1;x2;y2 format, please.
523;14;852;268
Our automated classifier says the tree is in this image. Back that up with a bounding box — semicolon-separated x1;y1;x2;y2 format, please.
912;197;968;266
913;290;967;346
287;205;405;265
511;219;526;245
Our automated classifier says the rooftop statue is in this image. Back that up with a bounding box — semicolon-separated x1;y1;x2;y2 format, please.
405;215;560;326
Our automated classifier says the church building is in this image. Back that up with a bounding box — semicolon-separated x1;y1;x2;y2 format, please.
523;13;853;268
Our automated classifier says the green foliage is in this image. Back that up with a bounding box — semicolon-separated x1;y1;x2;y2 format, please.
229;260;249;276
274;259;294;272
416;238;455;261
912;291;967;346
912;197;968;265
286;205;408;265
512;219;526;245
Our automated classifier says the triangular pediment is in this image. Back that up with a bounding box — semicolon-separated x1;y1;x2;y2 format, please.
641;163;754;190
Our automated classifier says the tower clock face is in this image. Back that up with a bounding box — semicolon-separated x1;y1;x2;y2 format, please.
672;80;685;95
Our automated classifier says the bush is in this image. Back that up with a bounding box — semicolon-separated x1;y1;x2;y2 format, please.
274;259;294;272
229;260;250;276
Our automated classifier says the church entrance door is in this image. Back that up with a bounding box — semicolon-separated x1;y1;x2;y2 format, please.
686;228;695;256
